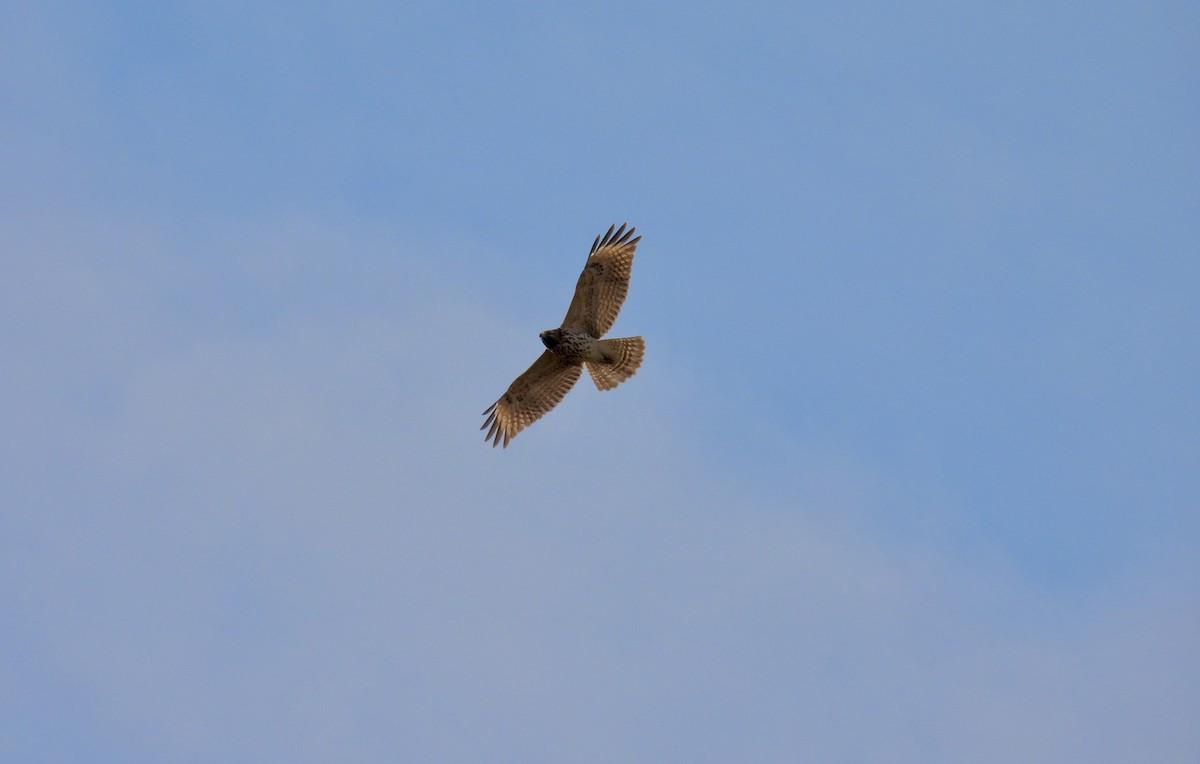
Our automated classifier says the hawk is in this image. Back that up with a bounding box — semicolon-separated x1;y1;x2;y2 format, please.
482;223;646;448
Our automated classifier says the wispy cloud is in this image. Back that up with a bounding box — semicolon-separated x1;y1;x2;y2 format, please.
2;209;1196;761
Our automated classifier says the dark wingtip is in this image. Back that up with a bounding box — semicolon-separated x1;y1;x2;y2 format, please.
611;223;627;245
592;222;641;253
592;223;616;253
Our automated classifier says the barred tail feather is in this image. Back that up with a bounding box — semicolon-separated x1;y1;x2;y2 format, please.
587;336;645;391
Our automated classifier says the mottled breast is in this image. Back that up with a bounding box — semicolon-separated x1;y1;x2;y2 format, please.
542;328;599;361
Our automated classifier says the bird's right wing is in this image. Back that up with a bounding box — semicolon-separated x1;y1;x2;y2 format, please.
561;223;639;337
481;351;583;448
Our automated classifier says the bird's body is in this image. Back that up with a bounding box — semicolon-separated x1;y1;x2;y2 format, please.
539;327;603;362
482;224;645;448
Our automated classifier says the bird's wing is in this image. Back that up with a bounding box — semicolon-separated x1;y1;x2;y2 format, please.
481;351;583;448
561;223;639;337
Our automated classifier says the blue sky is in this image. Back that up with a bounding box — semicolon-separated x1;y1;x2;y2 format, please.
2;2;1197;761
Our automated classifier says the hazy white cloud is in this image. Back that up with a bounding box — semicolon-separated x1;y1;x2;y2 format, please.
2;211;1196;762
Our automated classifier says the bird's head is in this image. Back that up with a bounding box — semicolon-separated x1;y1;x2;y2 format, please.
539;329;559;349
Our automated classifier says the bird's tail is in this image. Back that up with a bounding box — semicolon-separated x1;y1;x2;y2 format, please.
587;336;645;391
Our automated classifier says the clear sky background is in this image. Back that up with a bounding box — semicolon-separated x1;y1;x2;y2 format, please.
3;2;1197;761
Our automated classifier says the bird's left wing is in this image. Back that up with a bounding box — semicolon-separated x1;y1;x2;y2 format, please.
561;223;639;337
481;350;583;448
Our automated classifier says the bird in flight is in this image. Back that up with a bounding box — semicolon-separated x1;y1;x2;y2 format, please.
482;223;645;448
